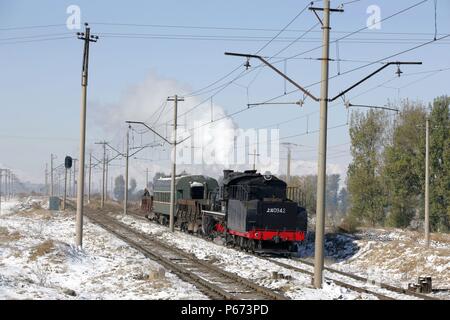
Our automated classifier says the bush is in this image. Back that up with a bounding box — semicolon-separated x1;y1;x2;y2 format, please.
338;214;360;234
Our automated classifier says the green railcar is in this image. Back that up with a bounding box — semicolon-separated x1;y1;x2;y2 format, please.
149;174;218;225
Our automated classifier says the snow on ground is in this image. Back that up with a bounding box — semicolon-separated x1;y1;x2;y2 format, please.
115;213;377;300
332;229;450;296
295;228;449;298
0;197;206;300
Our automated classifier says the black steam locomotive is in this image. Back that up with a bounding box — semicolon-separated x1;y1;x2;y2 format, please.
144;170;307;253
204;170;307;252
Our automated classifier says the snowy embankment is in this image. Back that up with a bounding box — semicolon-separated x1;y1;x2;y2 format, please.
332;229;450;296
283;227;449;298
0;197;206;300
115;213;377;300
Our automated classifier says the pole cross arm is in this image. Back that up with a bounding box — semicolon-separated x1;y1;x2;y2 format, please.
329;61;422;102
107;153;122;164
105;143;125;157
126;121;172;145
129;142;164;158
225;52;320;102
347;103;399;113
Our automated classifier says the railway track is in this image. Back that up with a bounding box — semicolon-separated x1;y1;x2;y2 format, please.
279;257;439;300
267;258;439;300
86;211;288;300
126;211;440;300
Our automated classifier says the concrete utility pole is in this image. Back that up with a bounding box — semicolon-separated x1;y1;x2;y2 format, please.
56;169;61;196
73;159;77;198
167;94;184;232
4;170;8;200
88;153;92;203
124;126;130;215
313;0;332;289
10;173;14;198
0;169;3;211
146;168;149;189
45;163;48;196
281;142;298;186
287;148;291;186
68;166;72;197
105;155;109;202
425;117;430;247
50;154;55;196
75;23;98;247
102;144;106;207
62;167;68;210
249;149;260;171
95;141;107;208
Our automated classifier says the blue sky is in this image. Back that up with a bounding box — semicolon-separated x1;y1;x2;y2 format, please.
0;0;449;186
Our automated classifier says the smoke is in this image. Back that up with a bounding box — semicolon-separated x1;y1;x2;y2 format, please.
89;70;238;189
88;71;349;193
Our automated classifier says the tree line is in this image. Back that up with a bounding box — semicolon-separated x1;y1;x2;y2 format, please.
347;96;449;232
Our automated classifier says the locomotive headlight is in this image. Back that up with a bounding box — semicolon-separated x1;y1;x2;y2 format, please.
263;171;272;181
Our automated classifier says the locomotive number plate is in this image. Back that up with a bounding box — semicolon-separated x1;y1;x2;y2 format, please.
265;207;286;213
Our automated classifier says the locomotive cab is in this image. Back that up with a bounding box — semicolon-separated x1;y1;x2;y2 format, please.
220;170;307;252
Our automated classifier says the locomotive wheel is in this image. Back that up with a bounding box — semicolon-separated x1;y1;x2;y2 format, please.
159;215;168;226
257;240;263;251
201;216;215;238
238;236;245;250
248;240;256;253
225;234;232;246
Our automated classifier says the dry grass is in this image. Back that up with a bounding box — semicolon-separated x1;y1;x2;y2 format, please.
132;267;170;290
29;240;55;261
351;239;450;286
0;226;21;243
16;208;53;220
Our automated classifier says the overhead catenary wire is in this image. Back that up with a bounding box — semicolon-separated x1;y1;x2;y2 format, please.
154;2;319;126
178;0;442;125
181;1;315;99
254;32;450;107
14;0;438;168
182;61;449;154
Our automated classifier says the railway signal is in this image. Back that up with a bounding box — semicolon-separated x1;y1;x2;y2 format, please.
62;156;73;210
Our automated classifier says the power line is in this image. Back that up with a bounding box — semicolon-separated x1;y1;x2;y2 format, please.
0;36;73;45
181;0;439;122
179;1;315;100
255;33;450;107
284;0;431;61
255;2;314;54
178;24;322;119
184;62;448;147
140;0;439;124
0;32;73;41
88;21;446;36
0;23;66;31
98;33;450;44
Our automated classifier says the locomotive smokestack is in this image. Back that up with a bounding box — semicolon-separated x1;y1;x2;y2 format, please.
223;169;234;180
